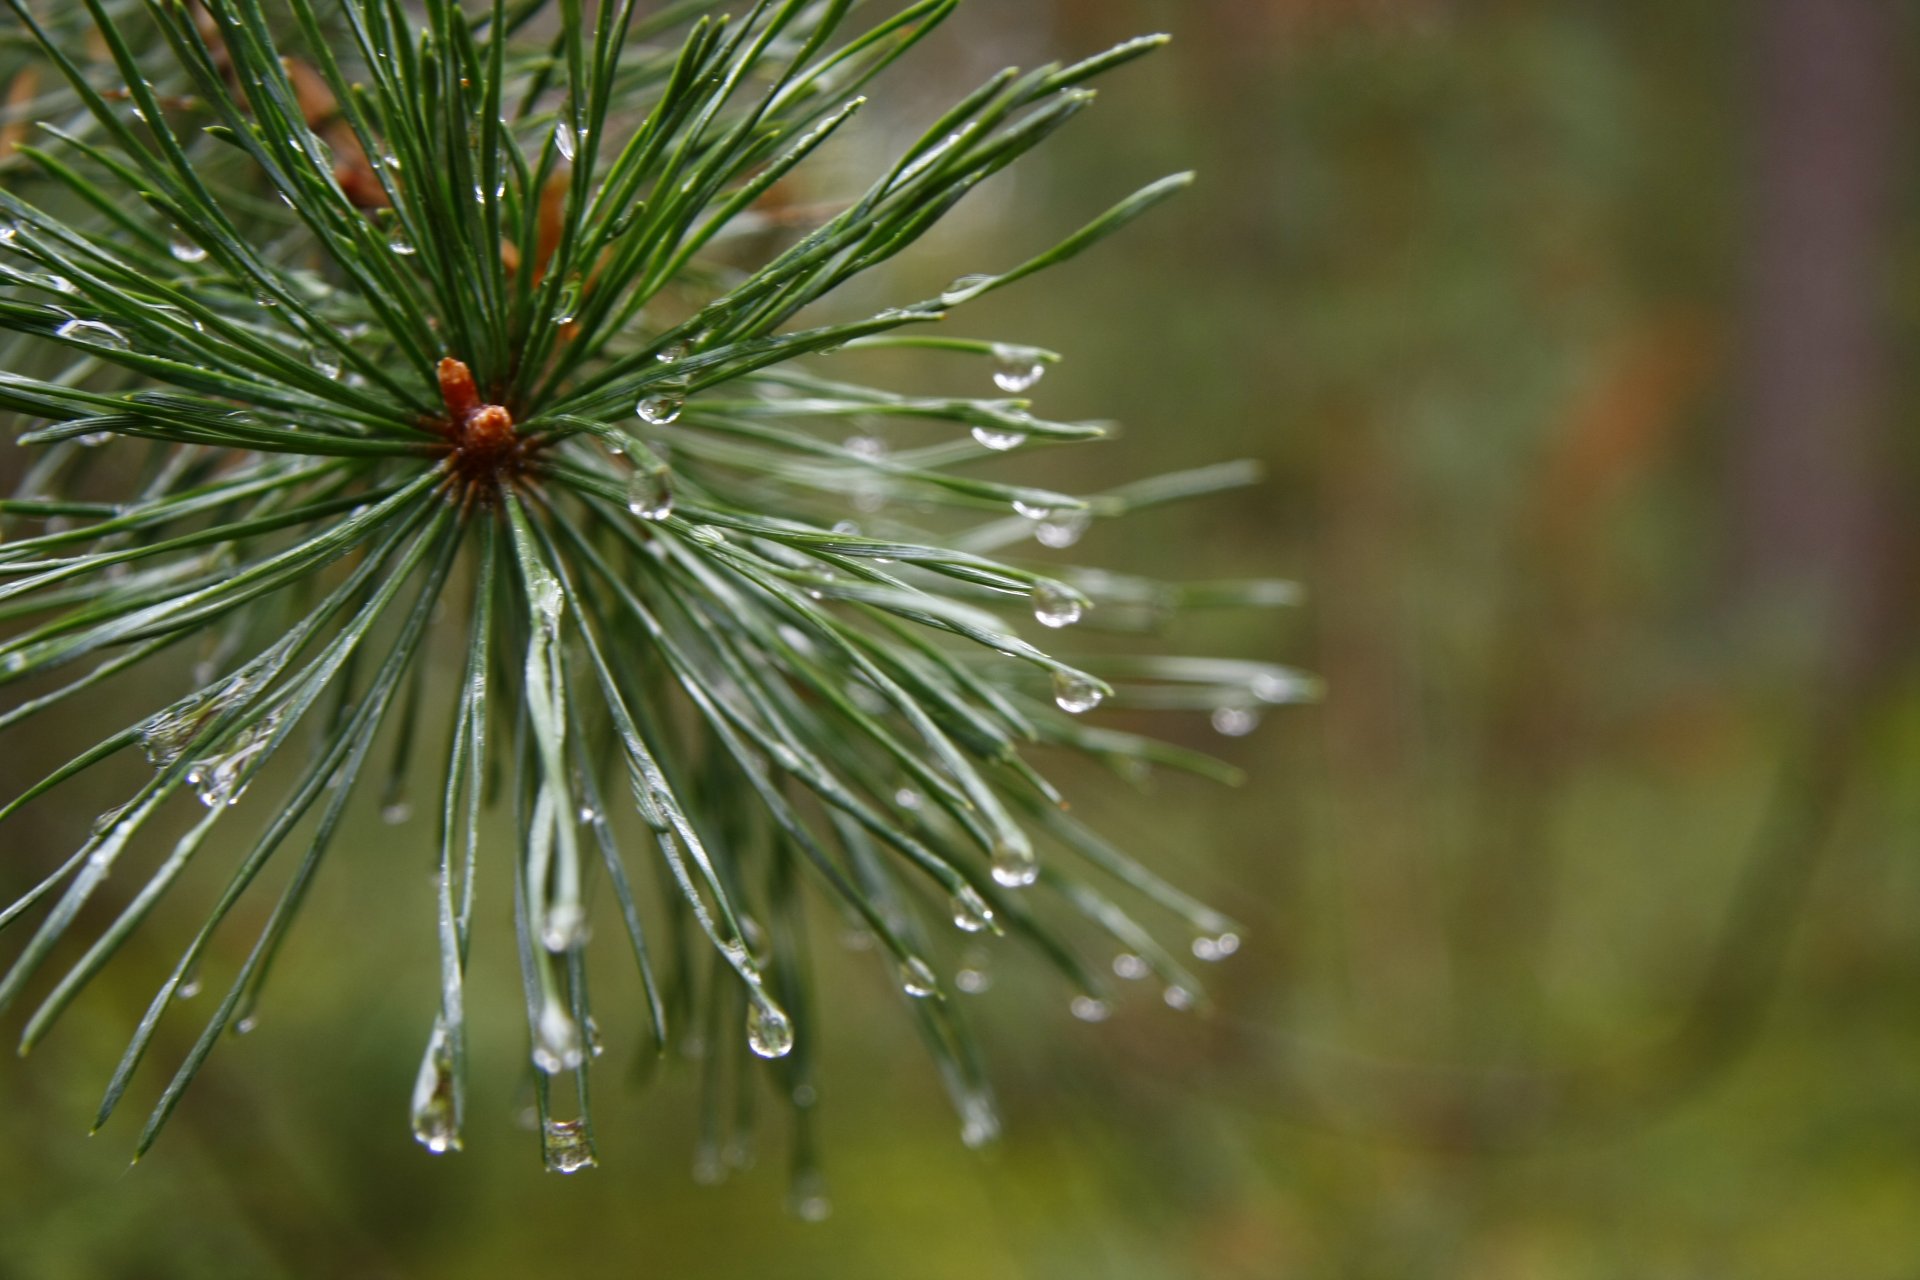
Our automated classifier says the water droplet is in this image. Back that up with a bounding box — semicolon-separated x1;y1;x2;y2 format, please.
541;903;589;952
625;468;673;521
543;1118;596;1174
254;292;278;308
789;1170;832;1222
170;239;207;264
0;224;16;248
959;1093;1001;1148
1191;931;1240;962
746;999;795;1059
990;344;1046;394
409;1019;461;1154
39;273;74;293
585;1014;605;1058
54;319;129;351
379;801;412;825
1070;995;1112;1023
532;999;584;1074
898;956;939;998
1163;985;1195;1012
234;1015;258;1035
894;787;921;810
1012;500;1052;521
955;966;991;995
1031;582;1083;629
1051;671;1103;714
553;118;577;162
950;885;994;933
176;977;203;1000
844;434;885;460
1035;509;1091;549
831;520;861;536
308;343;342;379
990;833;1038;888
970;425;1027;451
551;274;582;324
656;341;688;364
1211;706;1260;737
1253;671;1308;703
792;1083;818;1108
637;392;683;425
185;707;285;807
389;232;416;256
940;273;993;305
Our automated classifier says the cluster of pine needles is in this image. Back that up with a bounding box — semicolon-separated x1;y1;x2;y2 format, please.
0;0;1310;1197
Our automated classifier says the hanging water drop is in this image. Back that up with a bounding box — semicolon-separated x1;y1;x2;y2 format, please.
1035;509;1091;549
1163;985;1196;1012
532;1000;584;1074
542;1118;596;1174
990;344;1046;394
970;424;1027;451
1051;671;1103;714
1191;931;1240;962
789;1169;832;1222
1012;500;1051;521
990;833;1038;888
176;976;203;1000
1031;582;1083;629
955;965;991;995
308;343;342;379
380;801;412;825
541;903;589;952
940;273;993;305
1112;953;1149;981
389;232;416;255
553;118;577;162
898;956;939;998
625;468;673;521
637;391;683;425
170;239;207;264
746;999;795;1059
551;274;582;325
949;885;994;933
959;1092;1001;1148
656;340;688;364
1069;995;1112;1023
409;1019;461;1154
54;319;130;352
843;434;886;460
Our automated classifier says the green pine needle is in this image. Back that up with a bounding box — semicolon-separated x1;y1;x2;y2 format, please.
0;0;1312;1191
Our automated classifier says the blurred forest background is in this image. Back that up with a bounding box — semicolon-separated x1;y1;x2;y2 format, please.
3;0;1918;1276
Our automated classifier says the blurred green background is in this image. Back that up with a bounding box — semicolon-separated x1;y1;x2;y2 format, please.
4;1;1919;1276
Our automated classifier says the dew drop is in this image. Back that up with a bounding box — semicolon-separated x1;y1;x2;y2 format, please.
1192;931;1240;962
1051;671;1103;714
959;1093;1001;1148
940;273;993;305
170;239;207;264
553;118;577;162
543;1118;596;1174
990;344;1046;394
541;903;589;952
551;274;582;325
381;801;412;825
1210;706;1260;737
1112;953;1149;981
1163;985;1196;1012
1012;500;1052;521
409;1019;461;1154
955;966;991;995
789;1170;832;1222
176;977;203;1000
625;468;673;521
898;956;939;998
637;392;683;425
970;425;1027;451
54;318;129;351
656;341;688;364
1031;581;1083;629
389;232;416;256
893;787;921;810
532;1000;584;1074
1253;671;1309;703
1069;995;1112;1023
308;343;342;379
1035;509;1091;549
949;885;994;933
843;434;885;460
990;834;1038;889
234;1015;258;1035
746;999;795;1059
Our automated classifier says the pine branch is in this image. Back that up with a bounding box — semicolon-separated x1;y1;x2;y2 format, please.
0;0;1311;1197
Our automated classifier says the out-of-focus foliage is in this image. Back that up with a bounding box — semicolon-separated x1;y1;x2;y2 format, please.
2;0;1916;1277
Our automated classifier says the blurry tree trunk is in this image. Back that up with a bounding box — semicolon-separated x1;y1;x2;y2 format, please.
1733;0;1904;676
